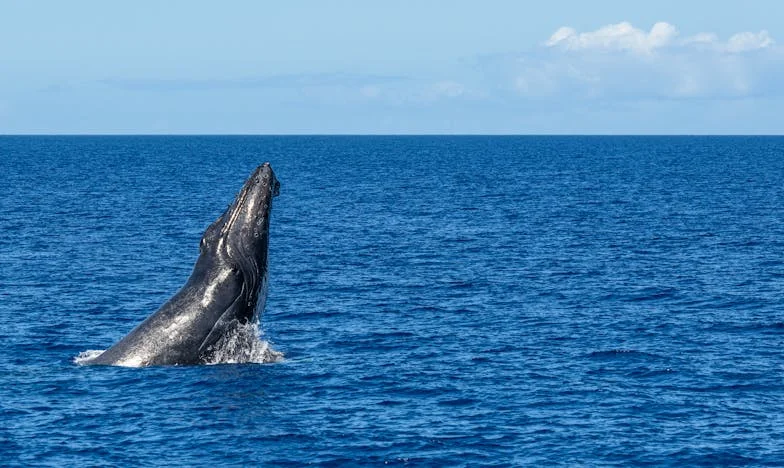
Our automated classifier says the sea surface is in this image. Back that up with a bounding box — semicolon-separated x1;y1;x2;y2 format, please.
2;135;784;466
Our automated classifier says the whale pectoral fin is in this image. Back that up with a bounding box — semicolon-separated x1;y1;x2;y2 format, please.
197;295;243;361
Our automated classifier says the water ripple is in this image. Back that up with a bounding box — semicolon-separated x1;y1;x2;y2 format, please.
3;136;784;465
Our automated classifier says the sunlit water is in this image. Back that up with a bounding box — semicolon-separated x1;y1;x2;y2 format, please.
2;136;784;465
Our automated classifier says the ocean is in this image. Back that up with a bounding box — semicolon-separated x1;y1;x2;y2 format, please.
2;135;784;465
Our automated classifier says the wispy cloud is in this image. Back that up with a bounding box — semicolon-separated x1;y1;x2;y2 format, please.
432;80;466;98
101;73;408;92
545;22;678;54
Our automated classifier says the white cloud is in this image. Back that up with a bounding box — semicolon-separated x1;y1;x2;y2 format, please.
680;30;773;54
547;22;775;55
725;30;774;53
682;32;718;45
545;21;678;54
527;22;782;100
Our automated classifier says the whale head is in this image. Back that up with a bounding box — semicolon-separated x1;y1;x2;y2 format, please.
198;163;280;323
205;163;279;252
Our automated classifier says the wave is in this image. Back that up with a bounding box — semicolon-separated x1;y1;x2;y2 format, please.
584;349;666;360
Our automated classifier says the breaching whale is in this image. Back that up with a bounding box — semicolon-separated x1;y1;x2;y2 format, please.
85;163;280;366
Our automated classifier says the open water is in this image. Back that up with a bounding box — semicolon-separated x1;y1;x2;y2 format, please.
2;136;784;466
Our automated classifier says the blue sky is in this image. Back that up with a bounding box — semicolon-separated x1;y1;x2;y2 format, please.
2;1;783;134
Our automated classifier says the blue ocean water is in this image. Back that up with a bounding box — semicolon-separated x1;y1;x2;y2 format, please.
1;135;784;465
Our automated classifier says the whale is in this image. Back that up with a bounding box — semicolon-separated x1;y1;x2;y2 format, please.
85;163;280;366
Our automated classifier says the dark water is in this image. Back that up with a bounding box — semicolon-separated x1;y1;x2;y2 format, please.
2;136;784;465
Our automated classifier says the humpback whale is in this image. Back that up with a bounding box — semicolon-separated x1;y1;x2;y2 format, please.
85;163;280;366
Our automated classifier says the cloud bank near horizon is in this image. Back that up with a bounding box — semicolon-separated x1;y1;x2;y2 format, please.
89;22;781;105
337;21;782;107
487;21;783;103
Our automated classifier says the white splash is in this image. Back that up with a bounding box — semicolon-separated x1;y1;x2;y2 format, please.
73;349;106;365
204;322;283;365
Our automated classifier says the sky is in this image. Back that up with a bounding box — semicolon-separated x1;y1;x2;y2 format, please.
1;0;783;134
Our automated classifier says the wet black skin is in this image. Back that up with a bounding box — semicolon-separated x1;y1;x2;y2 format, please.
87;163;280;366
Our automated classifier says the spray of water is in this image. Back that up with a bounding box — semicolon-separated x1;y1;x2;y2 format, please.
73;322;282;366
203;322;283;365
74;349;105;365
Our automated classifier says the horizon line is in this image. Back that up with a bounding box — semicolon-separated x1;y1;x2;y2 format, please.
2;133;783;137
